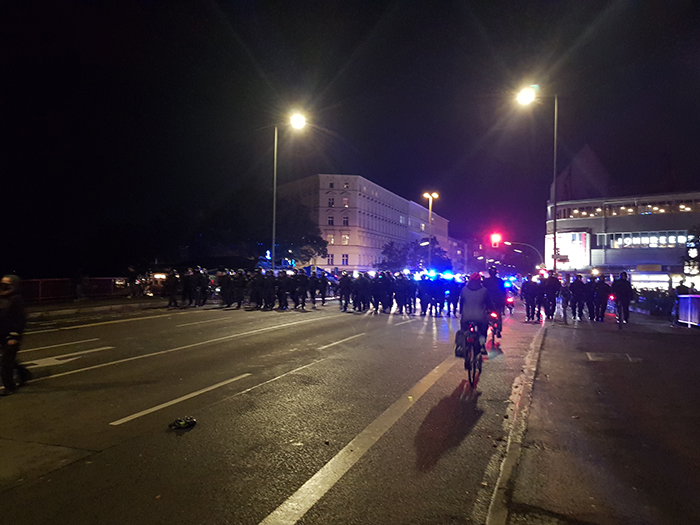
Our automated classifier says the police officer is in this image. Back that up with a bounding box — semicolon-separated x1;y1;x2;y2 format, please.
594;277;612;322
165;268;180;308
181;268;195;307
308;272;318;309
520;274;538;321
232;269;247;309
296;270;309;310
569;275;585;321
318;273;329;306
611;271;634;323
250;268;264;309
338;271;352;311
263;271;277;310
584;277;596;321
276;271;289;310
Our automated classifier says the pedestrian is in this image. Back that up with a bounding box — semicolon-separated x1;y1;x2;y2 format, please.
1;275;29;396
308;273;318;309
181;268;194;306
219;269;233;308
611;271;634;323
165;268;180;308
569;274;586;321
318;273;328;306
520;274;538;321
584;277;597;321
594;277;612;321
230;269;244;309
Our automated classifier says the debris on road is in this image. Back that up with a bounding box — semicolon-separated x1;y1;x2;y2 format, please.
169;416;197;430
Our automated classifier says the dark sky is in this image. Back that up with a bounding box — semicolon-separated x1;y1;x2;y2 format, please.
2;1;700;277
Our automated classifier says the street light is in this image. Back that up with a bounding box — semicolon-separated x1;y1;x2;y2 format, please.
272;112;306;271
503;241;545;268
422;192;439;270
517;85;559;273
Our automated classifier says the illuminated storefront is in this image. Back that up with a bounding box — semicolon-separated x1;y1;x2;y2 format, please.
545;191;700;289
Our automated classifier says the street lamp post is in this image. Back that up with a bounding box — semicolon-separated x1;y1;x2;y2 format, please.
517;86;559;273
422;192;439;270
271;113;306;272
504;241;544;269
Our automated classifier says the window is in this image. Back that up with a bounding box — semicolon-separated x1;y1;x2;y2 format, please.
420;223;425;232
344;182;349;189
341;235;349;245
328;197;335;207
327;216;334;226
327;234;335;245
327;253;334;266
341;254;349;265
342;216;349;226
342;197;349;207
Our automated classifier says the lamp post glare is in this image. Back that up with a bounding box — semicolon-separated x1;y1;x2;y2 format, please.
517;87;536;105
516;84;558;272
290;113;306;129
272;112;307;272
422;192;439;270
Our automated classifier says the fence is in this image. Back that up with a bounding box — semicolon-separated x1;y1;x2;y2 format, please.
21;278;129;302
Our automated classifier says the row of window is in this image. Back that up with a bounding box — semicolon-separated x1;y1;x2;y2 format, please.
327;197;349;208
595;231;693;249
557;200;697;219
326;254;349;266
328;182;350;189
327;216;350;226
327;234;350;245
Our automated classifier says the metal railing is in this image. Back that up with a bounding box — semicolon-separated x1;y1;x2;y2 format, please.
678;295;700;327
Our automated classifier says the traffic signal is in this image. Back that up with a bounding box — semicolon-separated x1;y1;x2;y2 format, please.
490;233;502;248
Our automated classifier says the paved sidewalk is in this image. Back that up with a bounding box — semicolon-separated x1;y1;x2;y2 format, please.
504;314;700;525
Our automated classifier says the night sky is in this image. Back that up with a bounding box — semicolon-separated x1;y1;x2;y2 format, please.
3;1;700;277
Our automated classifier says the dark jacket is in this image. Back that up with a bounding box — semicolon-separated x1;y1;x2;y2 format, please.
459;280;494;323
0;293;26;341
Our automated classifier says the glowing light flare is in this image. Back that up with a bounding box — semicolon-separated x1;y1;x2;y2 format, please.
290;113;306;129
516;86;537;105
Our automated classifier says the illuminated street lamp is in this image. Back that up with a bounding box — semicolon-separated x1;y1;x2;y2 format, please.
422;192;439;270
517;85;559;272
504;241;545;268
272;112;306;270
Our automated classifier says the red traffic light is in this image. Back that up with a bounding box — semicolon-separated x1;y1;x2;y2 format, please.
490;233;502;248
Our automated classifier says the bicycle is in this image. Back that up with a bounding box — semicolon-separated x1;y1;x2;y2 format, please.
488;311;500;349
613;296;622;330
455;323;483;388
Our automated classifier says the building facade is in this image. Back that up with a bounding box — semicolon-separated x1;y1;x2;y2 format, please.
545;191;700;289
278;174;450;273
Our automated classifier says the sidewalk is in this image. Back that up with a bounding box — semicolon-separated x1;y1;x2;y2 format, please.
504;314;700;525
26;296;169;320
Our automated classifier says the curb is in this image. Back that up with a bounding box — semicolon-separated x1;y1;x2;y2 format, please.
484;324;547;525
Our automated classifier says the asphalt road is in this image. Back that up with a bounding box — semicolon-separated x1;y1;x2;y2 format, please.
1;302;542;524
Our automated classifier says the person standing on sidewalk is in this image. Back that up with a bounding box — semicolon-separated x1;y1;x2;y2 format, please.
611;271;634;323
0;275;29;396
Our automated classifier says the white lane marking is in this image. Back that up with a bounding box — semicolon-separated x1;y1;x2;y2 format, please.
316;333;365;350
25;347;115;368
30;315;344;383
394;319;414;326
109;373;252;426
259;355;457;525
24;312;180;334
177;317;232;327
20;338;100;354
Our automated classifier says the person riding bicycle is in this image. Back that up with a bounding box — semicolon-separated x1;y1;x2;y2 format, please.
482;266;505;337
459;272;494;355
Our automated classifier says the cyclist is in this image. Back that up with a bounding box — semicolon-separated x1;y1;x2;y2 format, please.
482;267;506;337
459;273;494;355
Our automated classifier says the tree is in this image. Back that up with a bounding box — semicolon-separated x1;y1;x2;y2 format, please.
378;239;452;273
377;241;408;271
276;199;328;267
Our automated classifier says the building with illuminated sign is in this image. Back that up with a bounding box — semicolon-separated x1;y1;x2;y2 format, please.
545;191;700;289
279;174;451;273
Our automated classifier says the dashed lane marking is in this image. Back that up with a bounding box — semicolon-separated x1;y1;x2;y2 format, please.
20;338;100;354
24;346;115;368
28;315;344;383
109;373;252;425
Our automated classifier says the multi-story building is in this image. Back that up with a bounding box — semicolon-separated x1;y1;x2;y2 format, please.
278;174;450;273
545;191;700;289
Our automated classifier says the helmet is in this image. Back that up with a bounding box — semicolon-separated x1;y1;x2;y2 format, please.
488;266;497;276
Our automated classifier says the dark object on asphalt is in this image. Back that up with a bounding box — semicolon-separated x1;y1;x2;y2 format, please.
169;416;197;430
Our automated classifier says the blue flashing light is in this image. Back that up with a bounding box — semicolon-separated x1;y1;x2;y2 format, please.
504;282;512;288
428;270;437;278
442;272;454;280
